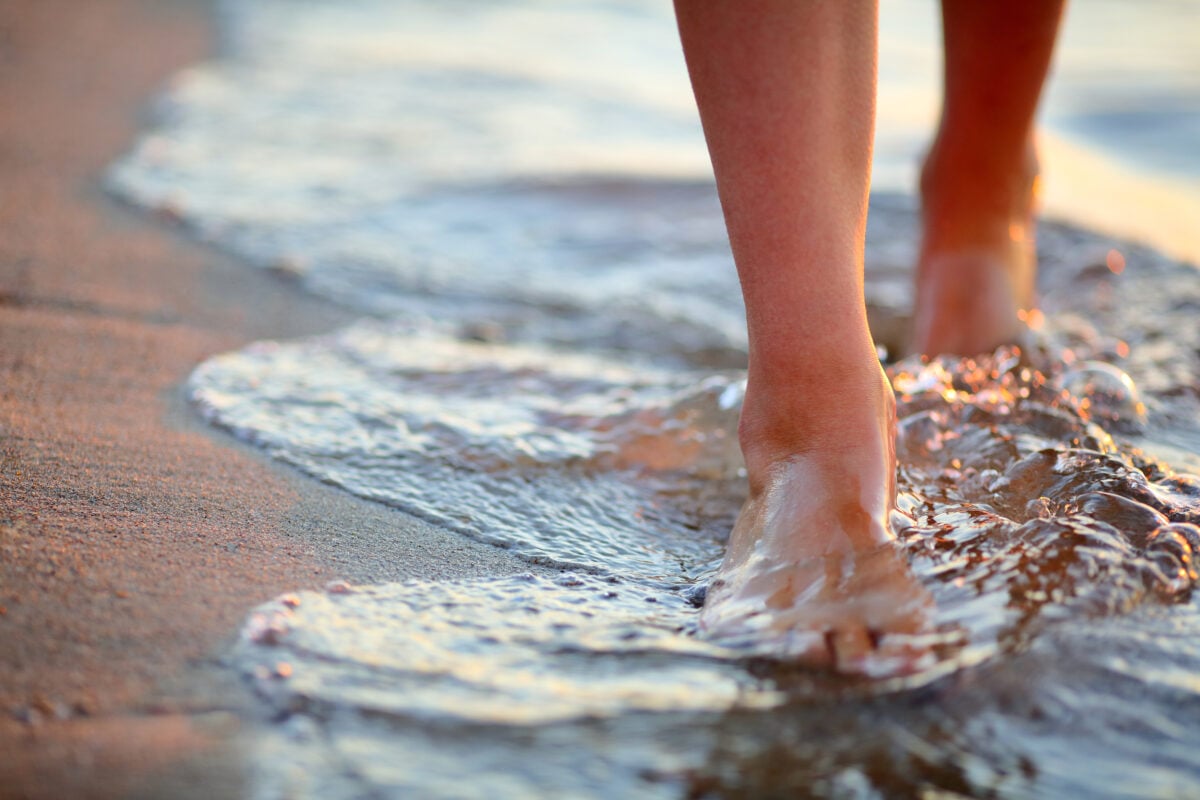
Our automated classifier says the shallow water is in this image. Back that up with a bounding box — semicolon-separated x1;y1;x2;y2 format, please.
201;199;1200;795
109;0;1200;796
222;327;1200;798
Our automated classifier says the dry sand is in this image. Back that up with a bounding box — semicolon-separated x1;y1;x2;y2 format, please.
0;2;539;797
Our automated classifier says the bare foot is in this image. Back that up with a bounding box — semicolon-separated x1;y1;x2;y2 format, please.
912;248;1032;356
701;365;933;676
912;142;1040;356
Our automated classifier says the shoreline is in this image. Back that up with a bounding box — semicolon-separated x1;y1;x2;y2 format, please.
1036;130;1200;270
0;2;542;797
3;1;1196;798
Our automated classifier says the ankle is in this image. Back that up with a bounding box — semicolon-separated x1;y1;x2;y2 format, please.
737;360;895;494
919;137;1041;249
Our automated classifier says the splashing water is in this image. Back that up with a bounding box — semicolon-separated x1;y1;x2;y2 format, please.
216;328;1200;797
106;0;1200;795
191;223;1200;794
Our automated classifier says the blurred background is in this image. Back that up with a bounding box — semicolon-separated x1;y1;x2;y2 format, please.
117;0;1200;271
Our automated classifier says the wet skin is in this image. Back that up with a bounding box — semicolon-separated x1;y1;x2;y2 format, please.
675;0;1064;675
912;143;1042;356
702;365;934;676
700;166;1042;674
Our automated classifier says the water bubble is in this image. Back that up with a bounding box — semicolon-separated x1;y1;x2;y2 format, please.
245;610;291;646
1059;361;1147;428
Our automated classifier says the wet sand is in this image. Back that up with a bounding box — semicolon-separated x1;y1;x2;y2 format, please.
0;2;541;797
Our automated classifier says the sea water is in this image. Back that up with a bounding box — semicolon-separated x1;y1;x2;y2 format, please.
108;0;1200;797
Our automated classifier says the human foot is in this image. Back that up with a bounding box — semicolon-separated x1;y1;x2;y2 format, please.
912;142;1040;356
701;365;933;676
912;248;1033;357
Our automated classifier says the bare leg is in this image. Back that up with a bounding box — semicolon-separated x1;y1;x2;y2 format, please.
914;0;1067;355
675;2;929;674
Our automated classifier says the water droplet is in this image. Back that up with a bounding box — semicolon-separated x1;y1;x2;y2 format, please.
1059;361;1146;427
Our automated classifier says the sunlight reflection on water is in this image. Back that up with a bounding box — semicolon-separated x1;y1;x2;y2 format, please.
107;0;1200;796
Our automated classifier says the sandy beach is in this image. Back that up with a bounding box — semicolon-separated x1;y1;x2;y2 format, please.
6;1;1200;797
0;2;541;797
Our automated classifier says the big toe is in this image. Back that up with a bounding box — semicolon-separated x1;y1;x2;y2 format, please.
830;623;933;678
